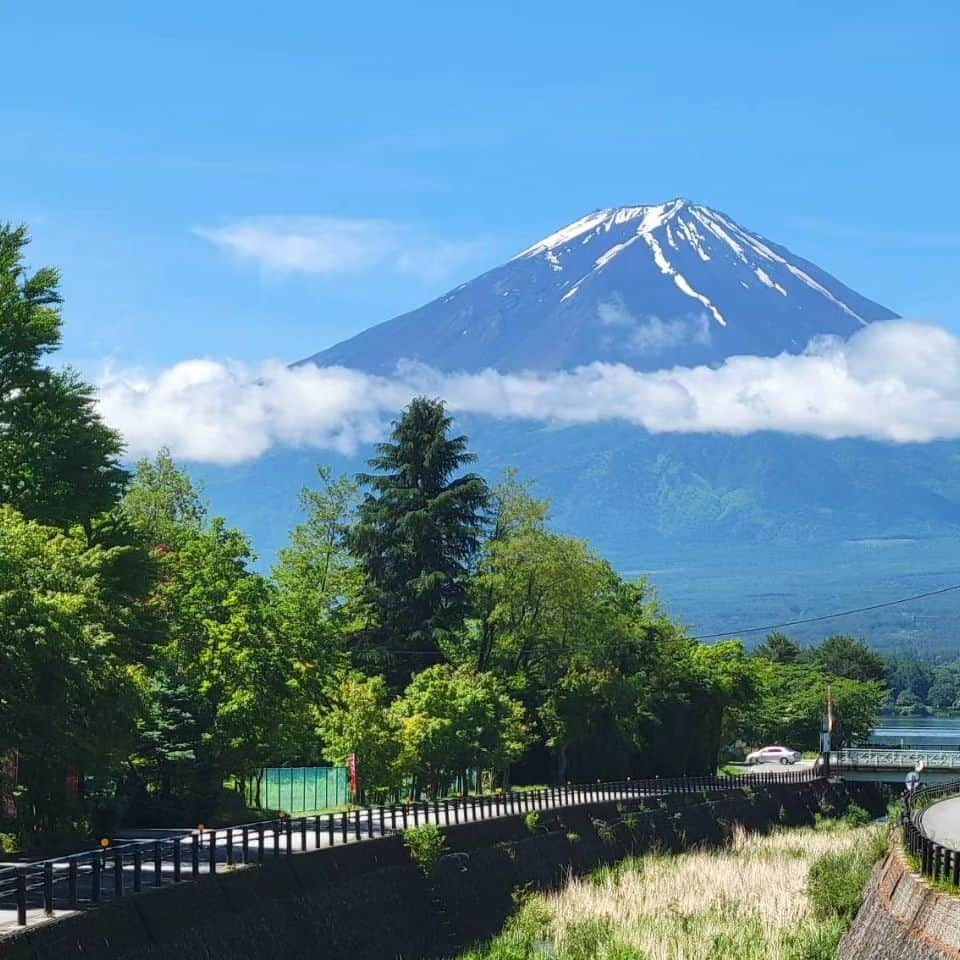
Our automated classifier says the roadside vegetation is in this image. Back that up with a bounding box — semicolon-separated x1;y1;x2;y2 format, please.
458;820;888;960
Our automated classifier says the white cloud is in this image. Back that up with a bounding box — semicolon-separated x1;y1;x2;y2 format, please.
96;321;960;465
195;216;490;283
597;301;711;354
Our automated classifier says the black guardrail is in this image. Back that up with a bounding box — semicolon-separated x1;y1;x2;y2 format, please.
902;777;960;885
0;767;821;928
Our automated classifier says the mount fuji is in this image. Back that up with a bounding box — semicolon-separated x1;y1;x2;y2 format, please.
195;200;960;651
305;199;896;374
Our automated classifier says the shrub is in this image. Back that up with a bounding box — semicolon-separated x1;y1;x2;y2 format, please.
524;810;540;834
842;804;871;828
403;823;448;876
807;848;872;923
592;817;616;846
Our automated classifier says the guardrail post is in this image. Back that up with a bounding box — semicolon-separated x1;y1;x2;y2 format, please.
354;808;362;841
154;841;163;886
301;816;308;851
133;846;142;892
69;858;79;905
191;835;200;876
285;818;293;854
16;869;27;925
43;861;54;914
227;827;234;866
93;852;104;898
114;849;124;896
272;821;281;857
367;807;374;839
209;831;217;873
341;811;348;843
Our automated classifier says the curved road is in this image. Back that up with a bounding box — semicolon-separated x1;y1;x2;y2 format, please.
918;796;960;848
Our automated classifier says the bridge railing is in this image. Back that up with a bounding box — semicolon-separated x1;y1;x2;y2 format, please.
835;748;960;769
0;767;821;928
902;778;960;886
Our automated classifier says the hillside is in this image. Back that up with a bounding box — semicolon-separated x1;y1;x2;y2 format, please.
197;200;960;650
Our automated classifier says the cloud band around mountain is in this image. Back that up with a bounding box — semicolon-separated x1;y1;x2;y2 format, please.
96;321;960;465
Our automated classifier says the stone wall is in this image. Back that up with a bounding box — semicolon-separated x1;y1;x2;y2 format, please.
841;840;960;960
2;781;864;960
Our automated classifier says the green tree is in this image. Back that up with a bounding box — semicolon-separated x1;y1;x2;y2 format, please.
814;635;886;683
884;652;934;703
120;448;207;550
0;507;142;833
738;660;885;751
349;398;489;686
753;632;802;664
317;674;402;803
152;519;297;803
929;669;959;711
392;664;527;794
0;225;126;535
467;476;721;779
272;467;362;718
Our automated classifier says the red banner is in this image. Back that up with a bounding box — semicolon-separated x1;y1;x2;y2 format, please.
348;753;359;801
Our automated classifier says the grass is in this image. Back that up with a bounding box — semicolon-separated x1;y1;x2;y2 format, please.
457;820;888;960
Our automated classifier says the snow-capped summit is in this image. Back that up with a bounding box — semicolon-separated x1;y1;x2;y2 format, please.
305;201;897;374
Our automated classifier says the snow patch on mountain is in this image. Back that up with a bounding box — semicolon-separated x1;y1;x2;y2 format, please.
514;199;869;329
304;199;897;375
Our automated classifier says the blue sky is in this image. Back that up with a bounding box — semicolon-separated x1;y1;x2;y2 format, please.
3;0;958;380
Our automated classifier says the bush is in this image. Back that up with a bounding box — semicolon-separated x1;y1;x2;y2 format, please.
807;848;872;923
403;823;448;876
524;810;540;834
592;817;616;846
842;804;871;828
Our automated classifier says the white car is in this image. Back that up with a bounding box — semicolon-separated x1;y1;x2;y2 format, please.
745;745;802;765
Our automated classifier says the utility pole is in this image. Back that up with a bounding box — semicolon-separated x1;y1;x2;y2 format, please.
821;684;833;778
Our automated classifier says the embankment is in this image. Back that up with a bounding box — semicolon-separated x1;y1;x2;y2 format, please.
841;838;960;960
3;781;876;960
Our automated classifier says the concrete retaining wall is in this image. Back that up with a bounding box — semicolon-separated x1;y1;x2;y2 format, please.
841;840;960;960
2;781;864;960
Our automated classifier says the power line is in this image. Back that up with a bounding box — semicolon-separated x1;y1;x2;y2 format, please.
383;582;960;654
690;583;960;641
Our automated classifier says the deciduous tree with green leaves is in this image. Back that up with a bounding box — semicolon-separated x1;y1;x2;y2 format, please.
0;507;143;833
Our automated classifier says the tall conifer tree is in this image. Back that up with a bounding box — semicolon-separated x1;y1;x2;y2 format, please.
350;397;489;687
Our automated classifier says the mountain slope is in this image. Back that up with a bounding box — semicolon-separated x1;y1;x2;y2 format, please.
195;199;960;650
305;200;898;374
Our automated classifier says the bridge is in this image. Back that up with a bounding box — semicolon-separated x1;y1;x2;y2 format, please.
832;747;960;783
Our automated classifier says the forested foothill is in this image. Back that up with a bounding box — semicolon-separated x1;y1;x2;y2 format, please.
0;227;890;850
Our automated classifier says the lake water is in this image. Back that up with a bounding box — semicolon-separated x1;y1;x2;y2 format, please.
869;716;960;747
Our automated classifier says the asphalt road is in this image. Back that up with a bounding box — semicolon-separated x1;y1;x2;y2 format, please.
728;759;818;774
918;795;960;848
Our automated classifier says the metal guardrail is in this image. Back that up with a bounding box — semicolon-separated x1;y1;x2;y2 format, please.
902;778;960;886
835;748;960;769
0;767;821;928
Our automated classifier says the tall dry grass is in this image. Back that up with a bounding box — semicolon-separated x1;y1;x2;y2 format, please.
460;821;885;960
551;826;869;960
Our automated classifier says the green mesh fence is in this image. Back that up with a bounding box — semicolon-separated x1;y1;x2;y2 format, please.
250;766;350;814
